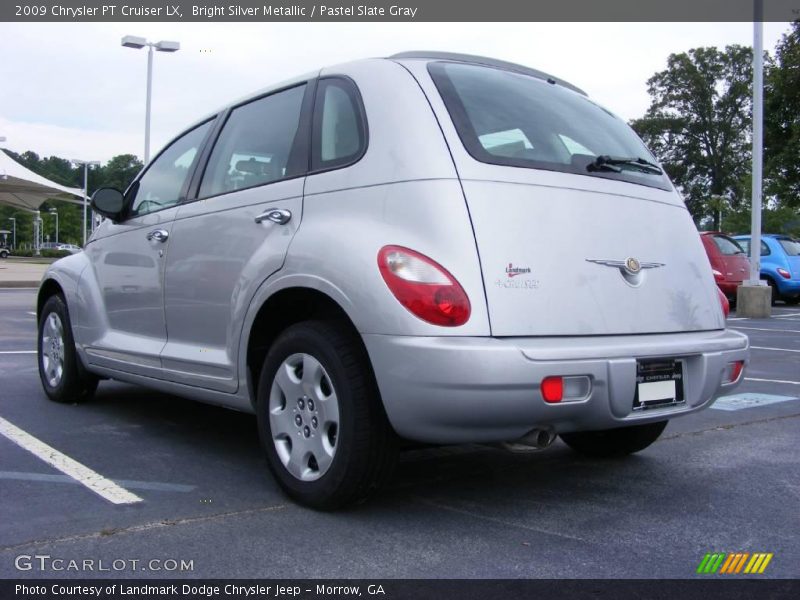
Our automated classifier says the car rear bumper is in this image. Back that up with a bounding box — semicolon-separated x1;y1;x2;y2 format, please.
775;278;800;296
363;329;749;444
718;281;742;297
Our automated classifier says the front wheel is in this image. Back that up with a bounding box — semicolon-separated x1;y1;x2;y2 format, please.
559;421;668;458
256;320;397;510
38;294;98;403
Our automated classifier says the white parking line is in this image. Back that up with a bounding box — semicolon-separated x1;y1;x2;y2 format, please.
0;416;142;505
732;326;800;333
751;346;800;353
0;350;36;354
746;377;800;386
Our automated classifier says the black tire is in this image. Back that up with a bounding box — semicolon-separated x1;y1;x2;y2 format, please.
256;320;398;510
0;250;8;259
559;421;668;458
783;296;800;305
37;294;98;404
764;278;778;305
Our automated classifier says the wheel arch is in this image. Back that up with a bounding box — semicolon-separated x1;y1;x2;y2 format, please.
37;277;66;321
243;285;372;410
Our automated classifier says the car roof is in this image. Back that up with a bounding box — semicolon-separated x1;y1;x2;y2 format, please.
390;51;587;96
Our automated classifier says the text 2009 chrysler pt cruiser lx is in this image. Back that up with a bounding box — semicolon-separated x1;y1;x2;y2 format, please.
37;52;749;508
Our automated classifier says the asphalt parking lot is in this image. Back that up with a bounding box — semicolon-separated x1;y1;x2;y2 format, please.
0;288;798;579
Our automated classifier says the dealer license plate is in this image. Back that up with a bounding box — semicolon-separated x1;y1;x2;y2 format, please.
633;358;685;410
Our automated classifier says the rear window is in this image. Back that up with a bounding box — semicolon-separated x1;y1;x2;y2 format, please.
778;238;800;256
712;234;745;256
428;61;671;191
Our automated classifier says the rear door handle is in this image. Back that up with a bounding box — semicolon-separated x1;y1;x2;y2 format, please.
254;209;292;225
146;229;169;243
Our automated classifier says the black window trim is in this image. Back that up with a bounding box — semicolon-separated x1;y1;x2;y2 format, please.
188;80;316;203
427;60;673;193
121;116;219;222
309;75;369;175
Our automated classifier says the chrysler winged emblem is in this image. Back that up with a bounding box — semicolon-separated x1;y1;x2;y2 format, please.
586;257;665;285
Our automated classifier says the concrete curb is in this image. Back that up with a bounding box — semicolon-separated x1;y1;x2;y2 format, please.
0;281;40;289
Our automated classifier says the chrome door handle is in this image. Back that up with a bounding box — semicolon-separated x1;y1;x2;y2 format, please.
146;229;169;243
254;209;292;225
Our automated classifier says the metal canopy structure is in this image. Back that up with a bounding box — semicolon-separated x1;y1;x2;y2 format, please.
0;149;84;211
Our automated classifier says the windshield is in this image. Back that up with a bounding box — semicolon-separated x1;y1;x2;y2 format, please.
428;61;671;191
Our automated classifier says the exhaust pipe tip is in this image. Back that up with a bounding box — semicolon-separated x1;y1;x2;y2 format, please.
500;427;556;453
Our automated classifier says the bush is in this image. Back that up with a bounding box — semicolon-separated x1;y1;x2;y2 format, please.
8;249;71;258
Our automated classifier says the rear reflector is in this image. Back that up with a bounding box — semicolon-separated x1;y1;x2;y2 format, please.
723;360;745;384
541;377;563;403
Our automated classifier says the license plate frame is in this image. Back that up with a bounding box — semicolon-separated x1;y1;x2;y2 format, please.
633;358;685;411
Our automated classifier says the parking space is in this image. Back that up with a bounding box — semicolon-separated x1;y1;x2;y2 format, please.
0;289;798;579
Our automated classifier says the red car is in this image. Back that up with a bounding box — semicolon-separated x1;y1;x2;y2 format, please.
700;232;751;301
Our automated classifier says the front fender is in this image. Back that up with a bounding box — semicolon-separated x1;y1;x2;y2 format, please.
37;254;89;321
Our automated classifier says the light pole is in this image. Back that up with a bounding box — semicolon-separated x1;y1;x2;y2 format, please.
71;159;100;246
7;217;15;250
48;208;59;245
121;35;180;163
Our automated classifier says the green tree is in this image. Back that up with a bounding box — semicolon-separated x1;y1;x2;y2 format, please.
631;45;753;228
96;154;143;192
765;21;800;208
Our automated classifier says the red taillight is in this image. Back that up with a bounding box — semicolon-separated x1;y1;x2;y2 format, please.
377;246;471;327
777;268;791;279
723;360;745;384
712;269;724;283
717;287;730;318
541;376;563;403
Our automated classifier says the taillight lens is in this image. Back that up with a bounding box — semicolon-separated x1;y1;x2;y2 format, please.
723;360;745;384
717;287;730;318
712;269;724;283
378;246;471;326
777;268;791;279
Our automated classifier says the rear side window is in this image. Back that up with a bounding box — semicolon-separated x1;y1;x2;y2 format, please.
312;78;367;170
778;238;800;256
199;84;306;198
712;234;745;256
428;61;671;191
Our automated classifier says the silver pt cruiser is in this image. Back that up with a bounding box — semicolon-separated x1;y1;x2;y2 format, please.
37;52;749;508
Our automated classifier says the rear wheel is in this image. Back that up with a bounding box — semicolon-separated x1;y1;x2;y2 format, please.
783;296;800;305
0;249;8;259
37;294;98;404
256;320;397;509
559;421;668;457
763;277;778;305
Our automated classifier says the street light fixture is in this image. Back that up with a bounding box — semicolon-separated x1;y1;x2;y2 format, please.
48;208;59;245
121;35;180;163
71;159;100;246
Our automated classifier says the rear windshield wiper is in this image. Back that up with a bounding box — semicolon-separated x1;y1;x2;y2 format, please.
588;155;663;175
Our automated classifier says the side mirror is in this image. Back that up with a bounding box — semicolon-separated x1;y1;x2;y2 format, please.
90;188;125;222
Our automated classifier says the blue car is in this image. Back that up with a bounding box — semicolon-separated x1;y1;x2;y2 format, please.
733;234;800;304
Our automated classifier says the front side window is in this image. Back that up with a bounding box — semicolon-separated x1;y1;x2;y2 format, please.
199;84;306;198
429;61;671;191
712;234;745;256
129;120;212;217
312;78;366;170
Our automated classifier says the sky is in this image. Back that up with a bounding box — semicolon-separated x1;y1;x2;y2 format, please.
0;21;793;164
